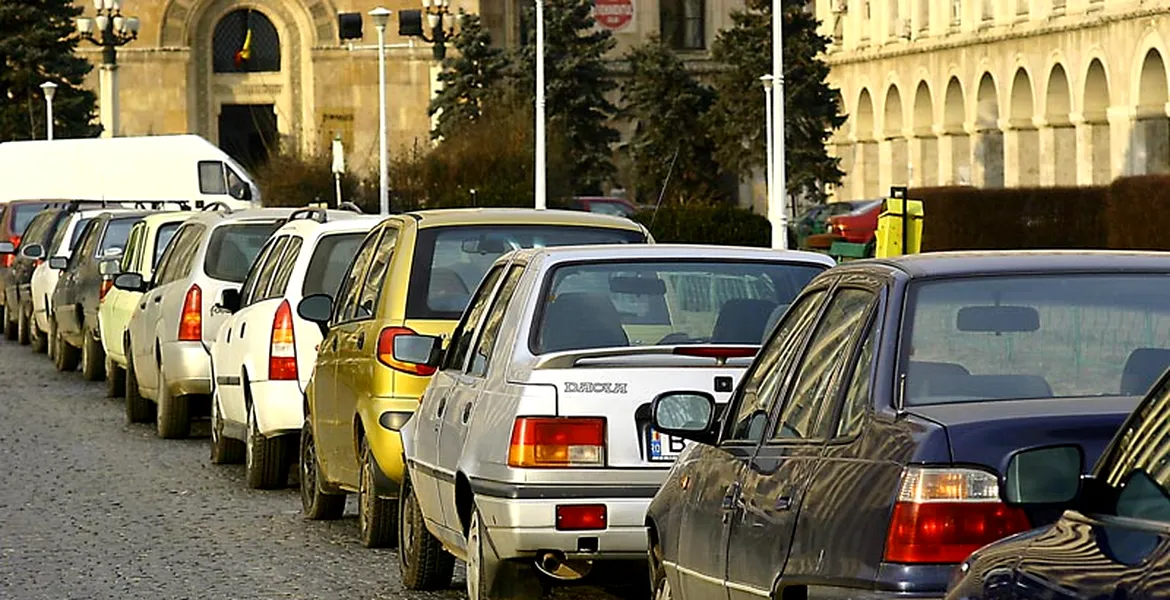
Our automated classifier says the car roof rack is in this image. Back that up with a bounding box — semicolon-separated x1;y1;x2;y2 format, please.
288;207;329;224
201;201;233;213
337;202;364;214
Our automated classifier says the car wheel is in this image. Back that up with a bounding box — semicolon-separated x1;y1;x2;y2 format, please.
300;422;345;520
358;436;398;548
399;471;455;590
5;307;17;340
466;504;543;600
31;316;48;354
46;318;57;360
17;307;30;346
209;391;244;465
53;328;80;372
124;352;156;424
155;364;190;439
81;331;106;382
105;355;125;398
245;401;289;489
650;539;671;600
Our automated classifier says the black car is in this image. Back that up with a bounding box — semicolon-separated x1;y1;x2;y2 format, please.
645;251;1170;600
0;209;62;346
50;211;143;378
947;364;1170;600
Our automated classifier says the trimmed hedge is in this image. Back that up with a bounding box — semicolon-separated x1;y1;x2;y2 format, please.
1104;176;1170;250
632;203;770;247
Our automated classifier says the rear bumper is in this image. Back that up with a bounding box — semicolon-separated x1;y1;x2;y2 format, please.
250;379;304;436
161;341;212;397
806;587;942;600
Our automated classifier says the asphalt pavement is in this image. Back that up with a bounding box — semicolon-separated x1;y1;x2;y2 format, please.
0;340;623;600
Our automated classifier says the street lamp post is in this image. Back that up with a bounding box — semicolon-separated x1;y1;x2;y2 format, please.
370;7;392;216
534;0;546;210
761;75;775;233
419;0;454;60
75;0;140;139
40;82;58;141
770;5;787;249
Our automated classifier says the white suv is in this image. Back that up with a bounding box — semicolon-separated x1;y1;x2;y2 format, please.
209;207;381;489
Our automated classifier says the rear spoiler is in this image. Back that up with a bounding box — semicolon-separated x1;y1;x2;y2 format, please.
533;345;759;369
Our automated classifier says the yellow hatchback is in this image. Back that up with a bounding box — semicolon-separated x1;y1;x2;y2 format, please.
295;208;652;547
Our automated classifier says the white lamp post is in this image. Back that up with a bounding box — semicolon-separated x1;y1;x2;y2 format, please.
370;7;392;215
761;75;774;235
75;0;139;138
40;82;58;141
534;0;547;210
770;5;788;249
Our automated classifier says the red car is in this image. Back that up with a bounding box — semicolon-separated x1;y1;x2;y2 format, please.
826;199;882;245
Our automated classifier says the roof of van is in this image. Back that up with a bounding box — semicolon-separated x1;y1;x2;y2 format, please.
407;208;646;231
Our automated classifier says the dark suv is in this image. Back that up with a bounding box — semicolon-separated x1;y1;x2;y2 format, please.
50;211;144;378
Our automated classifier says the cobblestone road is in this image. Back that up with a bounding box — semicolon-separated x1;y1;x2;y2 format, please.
0;341;624;600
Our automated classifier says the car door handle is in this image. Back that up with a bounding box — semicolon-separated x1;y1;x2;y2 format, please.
139;302;146;309
461;402;472;423
239;323;246;337
356;331;365;350
152;296;161;304
775;496;793;511
436;395;448;418
721;482;740;510
331;337;338;351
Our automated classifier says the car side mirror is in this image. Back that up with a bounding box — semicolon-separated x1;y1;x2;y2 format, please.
0;241;14;255
1002;444;1085;505
391;334;443;368
297;293;334;336
113;272;147;293
48;257;68;270
651;391;719;446
217;288;241;313
20;243;45;260
99;259;121;277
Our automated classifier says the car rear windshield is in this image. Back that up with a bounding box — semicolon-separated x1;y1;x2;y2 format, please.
153;223;181;267
303;232;365;297
204;221;282;282
10;203;51;235
531;260;825;354
68;218;93;250
100;217;138;253
407;225;647;320
904;274;1170;405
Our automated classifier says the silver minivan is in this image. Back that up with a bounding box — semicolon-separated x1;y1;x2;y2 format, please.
114;206;294;438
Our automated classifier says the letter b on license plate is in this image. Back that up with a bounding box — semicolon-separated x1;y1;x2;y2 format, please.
647;428;688;462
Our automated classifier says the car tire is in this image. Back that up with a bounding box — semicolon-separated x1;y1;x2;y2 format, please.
81;331;106;381
465;506;544;600
245;401;289;489
210;392;245;465
300;422;345;520
105;355;125;398
5;308;17;340
399;472;455;590
125;352;156;424
358;436;398;548
155;365;191;439
53;328;80;372
31;316;48;354
650;539;672;600
17;307;30;346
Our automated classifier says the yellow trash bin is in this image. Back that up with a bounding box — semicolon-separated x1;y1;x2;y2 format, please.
875;194;924;258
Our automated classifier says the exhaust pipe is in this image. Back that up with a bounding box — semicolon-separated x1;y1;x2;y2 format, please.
534;550;592;581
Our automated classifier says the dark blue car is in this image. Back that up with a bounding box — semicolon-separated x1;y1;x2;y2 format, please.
947;362;1170;600
644;252;1170;600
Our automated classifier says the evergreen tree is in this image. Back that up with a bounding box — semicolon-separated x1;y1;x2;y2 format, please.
516;0;619;195
428;11;511;141
0;0;100;140
706;0;844;202
620;37;723;203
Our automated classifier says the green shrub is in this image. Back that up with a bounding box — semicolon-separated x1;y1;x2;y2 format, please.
1104;175;1170;250
632;202;770;247
255;150;373;210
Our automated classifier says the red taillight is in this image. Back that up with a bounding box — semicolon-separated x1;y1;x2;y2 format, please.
376;326;437;376
508;417;606;468
673;346;758;359
177;284;202;342
269;299;297;381
556;504;607;531
883;467;1031;564
99;279;113;301
2;236;19;268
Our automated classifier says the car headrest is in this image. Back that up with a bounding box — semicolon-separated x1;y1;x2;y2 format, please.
1122;348;1170;396
711;298;779;344
539;292;629;353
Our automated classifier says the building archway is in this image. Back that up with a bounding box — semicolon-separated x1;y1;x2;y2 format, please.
1044;64;1076;185
1083;59;1112;183
912;81;936;185
976;73;1004;187
855;89;878;197
883;84;908;188
1009;68;1038;185
1136;49;1170;174
943;76;970;185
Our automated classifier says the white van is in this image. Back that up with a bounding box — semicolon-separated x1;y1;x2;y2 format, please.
0;134;261;209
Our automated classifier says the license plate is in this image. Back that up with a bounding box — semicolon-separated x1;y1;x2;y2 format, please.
647;427;688;462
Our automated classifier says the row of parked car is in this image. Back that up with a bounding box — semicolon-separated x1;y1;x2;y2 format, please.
5;197;1170;600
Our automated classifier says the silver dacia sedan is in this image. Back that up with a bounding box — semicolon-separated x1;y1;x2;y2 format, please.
393;244;834;600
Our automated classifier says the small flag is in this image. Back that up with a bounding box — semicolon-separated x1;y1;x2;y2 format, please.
233;28;252;67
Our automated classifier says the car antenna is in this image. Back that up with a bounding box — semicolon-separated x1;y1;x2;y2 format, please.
648;147;679;232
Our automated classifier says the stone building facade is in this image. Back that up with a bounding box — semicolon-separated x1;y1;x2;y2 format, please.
73;0;743;178
816;0;1170;201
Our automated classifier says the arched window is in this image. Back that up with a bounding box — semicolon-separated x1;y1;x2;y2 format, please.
213;9;280;73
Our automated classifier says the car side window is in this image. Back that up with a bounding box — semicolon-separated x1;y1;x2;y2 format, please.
1099;378;1170;523
468;264;525;377
334;230;382;324
21;213;51;249
240;237;280;306
251;236;289;304
155;225;203;286
269;237;302;298
724;289;829;444
444;265;505;372
69;221;100;269
771;288;875;441
121;223;144;272
48;216;72;255
152;226;186;284
356;228;397;319
833;317;878;439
